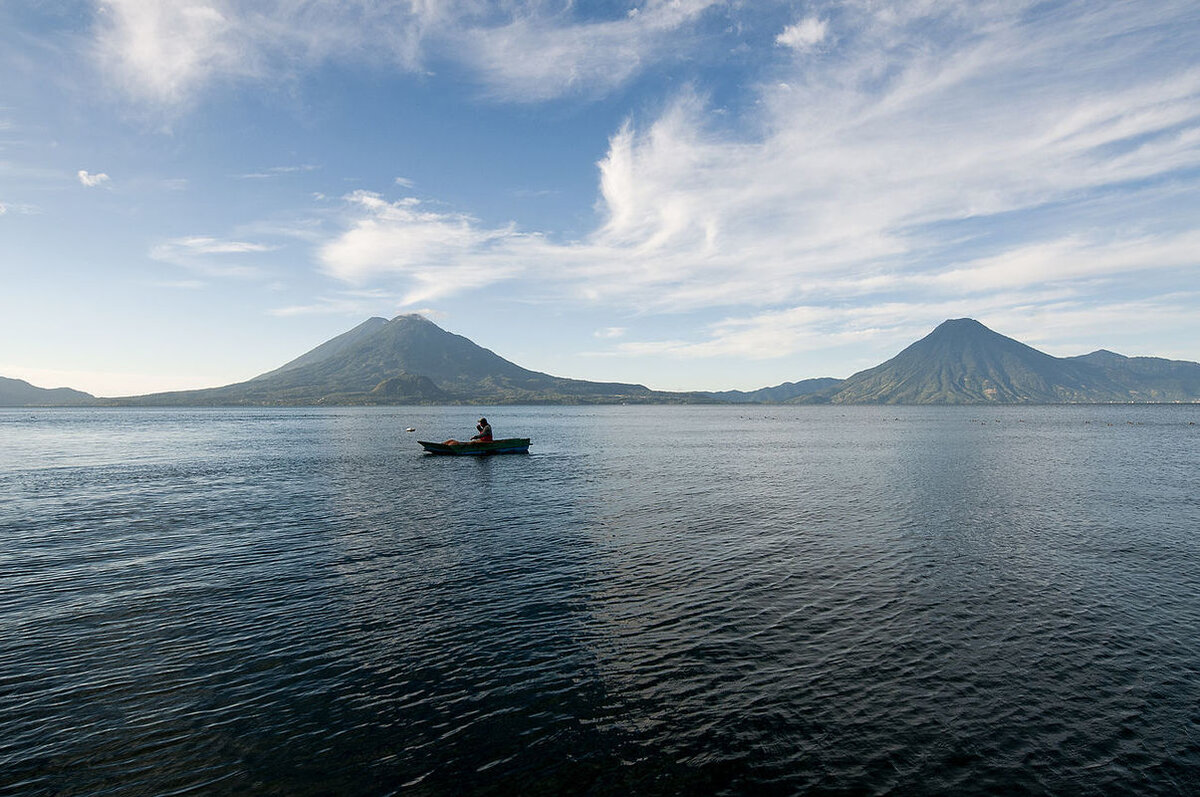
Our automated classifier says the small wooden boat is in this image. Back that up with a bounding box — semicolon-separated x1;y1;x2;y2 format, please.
418;438;531;456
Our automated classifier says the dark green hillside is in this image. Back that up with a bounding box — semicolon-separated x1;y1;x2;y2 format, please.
111;314;692;405
803;319;1147;404
312;374;448;405
1065;350;1200;402
705;377;842;403
254;316;389;378
0;376;95;407
246;314;658;402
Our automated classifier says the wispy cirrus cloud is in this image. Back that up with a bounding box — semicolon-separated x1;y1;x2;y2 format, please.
91;0;721;106
150;235;279;278
269;297;385;318
452;0;721;101
921;230;1200;294
620;6;1196;305
308;1;1200;366
92;1;242;105
237;164;319;180
0;200;38;215
268;289;437;319
569;5;1200;311
157;236;276;255
598;292;1200;374
266;286;398;316
91;0;445;105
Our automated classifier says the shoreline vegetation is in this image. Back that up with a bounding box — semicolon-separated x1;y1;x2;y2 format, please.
5;317;1200;407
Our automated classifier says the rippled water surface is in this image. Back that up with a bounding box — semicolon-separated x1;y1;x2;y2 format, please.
2;405;1199;795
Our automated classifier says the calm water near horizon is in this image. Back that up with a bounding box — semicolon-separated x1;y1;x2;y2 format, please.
2;405;1199;795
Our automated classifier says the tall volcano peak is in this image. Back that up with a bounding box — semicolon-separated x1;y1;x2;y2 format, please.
818;318;1097;404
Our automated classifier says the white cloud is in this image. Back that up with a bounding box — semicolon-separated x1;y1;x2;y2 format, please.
556;2;1200;313
454;0;721;101
0;200;38;215
158;236;276;255
318;190;531;305
925;231;1200;294
607;303;948;362
90;0;718;105
306;1;1200;359
776;17;827;51
601;290;1200;373
238;165;318;179
94;1;241;105
594;327;626;339
270;299;376;318
77;170;110;187
512;187;559;198
990;294;1200;361
269;287;401;317
150;235;278;278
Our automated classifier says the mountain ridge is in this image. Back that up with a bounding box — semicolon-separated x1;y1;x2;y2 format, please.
794;318;1200;404
255;316;390;379
703;378;843;404
0;376;95;407
107;314;711;406
4;316;1199;406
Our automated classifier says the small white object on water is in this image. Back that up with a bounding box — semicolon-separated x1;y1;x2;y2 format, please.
406;427;415;432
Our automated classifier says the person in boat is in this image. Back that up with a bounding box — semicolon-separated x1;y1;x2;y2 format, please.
442;418;493;446
471;417;493;442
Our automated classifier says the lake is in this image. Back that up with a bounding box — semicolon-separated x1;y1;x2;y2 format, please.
2;405;1198;795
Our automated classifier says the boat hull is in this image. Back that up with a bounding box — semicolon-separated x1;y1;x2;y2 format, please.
418;438;531;456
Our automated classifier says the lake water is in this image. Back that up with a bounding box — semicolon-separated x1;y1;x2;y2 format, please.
2;405;1199;795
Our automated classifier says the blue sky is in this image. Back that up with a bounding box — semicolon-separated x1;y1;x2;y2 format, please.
2;1;1199;396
